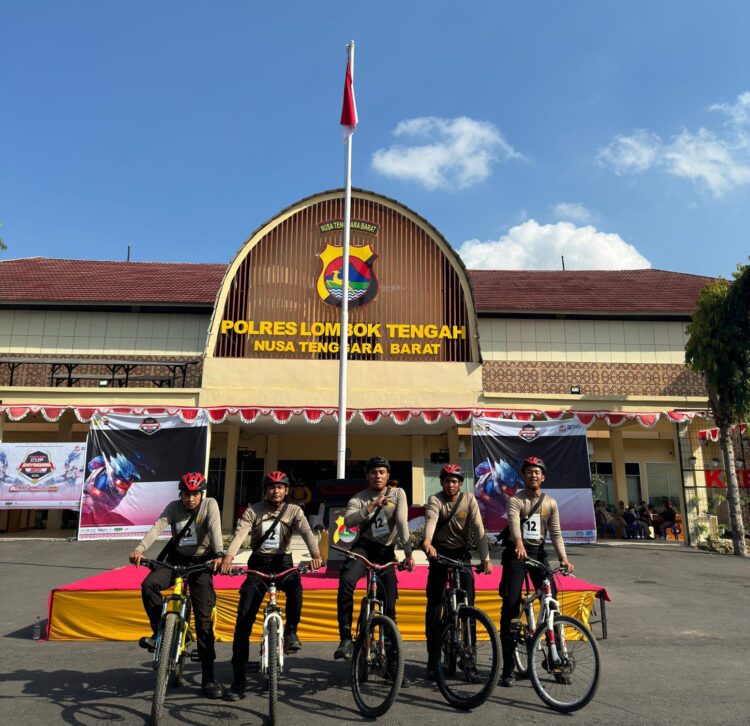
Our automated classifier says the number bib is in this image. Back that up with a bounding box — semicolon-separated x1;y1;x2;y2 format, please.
372;511;391;538
522;513;542;543
260;519;281;551
176;518;198;547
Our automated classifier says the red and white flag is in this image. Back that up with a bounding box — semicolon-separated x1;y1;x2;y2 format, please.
340;53;358;141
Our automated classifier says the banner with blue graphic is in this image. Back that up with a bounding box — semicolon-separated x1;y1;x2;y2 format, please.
472;417;596;544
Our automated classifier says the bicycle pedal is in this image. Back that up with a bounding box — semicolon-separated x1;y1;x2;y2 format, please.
189;650;201;662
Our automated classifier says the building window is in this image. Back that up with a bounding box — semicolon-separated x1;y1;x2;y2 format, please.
645;462;681;513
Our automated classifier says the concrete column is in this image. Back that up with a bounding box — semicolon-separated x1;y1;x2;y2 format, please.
610;429;629;504
266;434;279;472
447;426;460;464
221;423;240;530
411;435;425;504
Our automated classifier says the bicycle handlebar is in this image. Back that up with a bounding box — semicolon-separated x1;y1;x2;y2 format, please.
139;558;214;576
331;544;405;572
524;557;570;577
227;562;312;579
430;553;486;573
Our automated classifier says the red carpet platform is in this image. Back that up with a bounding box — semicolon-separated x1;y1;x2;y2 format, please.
47;565;609;642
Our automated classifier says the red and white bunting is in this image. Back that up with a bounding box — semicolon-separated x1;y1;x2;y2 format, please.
0;404;705;428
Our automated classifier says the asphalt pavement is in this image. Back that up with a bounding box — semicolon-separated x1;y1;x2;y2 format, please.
1;538;748;725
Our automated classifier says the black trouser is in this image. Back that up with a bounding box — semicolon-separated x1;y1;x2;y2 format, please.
141;554;216;663
499;543;555;677
425;546;475;665
231;553;302;667
337;539;398;640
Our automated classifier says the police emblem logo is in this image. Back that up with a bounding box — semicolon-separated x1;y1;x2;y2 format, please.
316;243;378;309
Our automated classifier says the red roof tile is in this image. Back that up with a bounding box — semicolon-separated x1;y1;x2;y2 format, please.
0;258;226;305
468;269;713;314
0;258;713;315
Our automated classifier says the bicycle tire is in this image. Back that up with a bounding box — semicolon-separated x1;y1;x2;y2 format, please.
513;609;531;678
268;617;279;726
432;605;500;710
528;614;600;713
351;614;403;718
150;612;178;726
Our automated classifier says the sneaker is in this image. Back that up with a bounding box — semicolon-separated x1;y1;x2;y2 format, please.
334;638;354;660
500;674;515;688
138;634;156;652
224;681;245;701
201;680;224;699
284;632;302;653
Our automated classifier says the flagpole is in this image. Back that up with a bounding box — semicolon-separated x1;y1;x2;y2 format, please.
337;40;355;479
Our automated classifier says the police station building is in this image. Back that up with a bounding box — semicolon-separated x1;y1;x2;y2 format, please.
1;188;734;541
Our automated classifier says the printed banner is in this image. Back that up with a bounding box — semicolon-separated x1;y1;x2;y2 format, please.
0;443;85;509
472;418;596;544
78;411;208;540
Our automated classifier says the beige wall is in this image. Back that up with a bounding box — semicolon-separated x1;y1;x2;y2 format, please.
0;310;209;355
200;358;483;408
478;318;688;364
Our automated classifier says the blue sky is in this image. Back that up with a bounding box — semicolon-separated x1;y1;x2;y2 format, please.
2;1;749;277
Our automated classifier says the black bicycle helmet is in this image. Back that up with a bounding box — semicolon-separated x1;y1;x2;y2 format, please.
364;456;390;473
439;464;465;481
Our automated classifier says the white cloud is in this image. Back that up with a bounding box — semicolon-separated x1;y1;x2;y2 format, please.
597;91;750;196
552;202;595;224
371;116;521;190
596;129;661;175
458;219;651;270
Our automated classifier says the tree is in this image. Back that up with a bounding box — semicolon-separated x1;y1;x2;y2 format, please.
686;262;750;556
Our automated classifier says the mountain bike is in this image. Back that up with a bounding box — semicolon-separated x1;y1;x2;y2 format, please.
140;559;212;726
511;557;600;712
332;545;405;718
429;554;500;710
230;563;309;726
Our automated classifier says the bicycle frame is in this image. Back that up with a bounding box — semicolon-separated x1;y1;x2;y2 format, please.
520;559;566;666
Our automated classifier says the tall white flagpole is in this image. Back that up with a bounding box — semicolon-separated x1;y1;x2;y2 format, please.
337;40;355;479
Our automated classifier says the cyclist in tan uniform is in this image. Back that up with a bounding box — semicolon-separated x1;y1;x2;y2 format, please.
499;456;573;687
422;464;492;679
333;456;415;663
221;471;322;701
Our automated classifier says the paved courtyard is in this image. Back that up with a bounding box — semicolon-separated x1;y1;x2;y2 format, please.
1;538;748;725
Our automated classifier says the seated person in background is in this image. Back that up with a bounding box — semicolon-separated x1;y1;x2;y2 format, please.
612;500;628;534
595;499;617;537
638;501;656;539
659;499;678;538
623;504;644;538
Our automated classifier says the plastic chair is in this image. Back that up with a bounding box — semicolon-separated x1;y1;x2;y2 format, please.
661;521;681;540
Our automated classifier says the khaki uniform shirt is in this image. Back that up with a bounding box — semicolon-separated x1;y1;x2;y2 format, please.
423;491;490;561
344;486;413;556
135;497;223;559
226;502;319;558
508;490;567;561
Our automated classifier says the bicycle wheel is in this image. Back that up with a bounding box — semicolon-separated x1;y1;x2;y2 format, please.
432;605;500;710
528;614;600;713
351;614;403;718
513;610;531;678
268;617;279;726
151;612;177;726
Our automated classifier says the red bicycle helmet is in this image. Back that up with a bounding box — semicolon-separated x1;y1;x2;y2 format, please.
521;457;546;473
179;472;207;493
439;464;465;481
263;471;290;488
